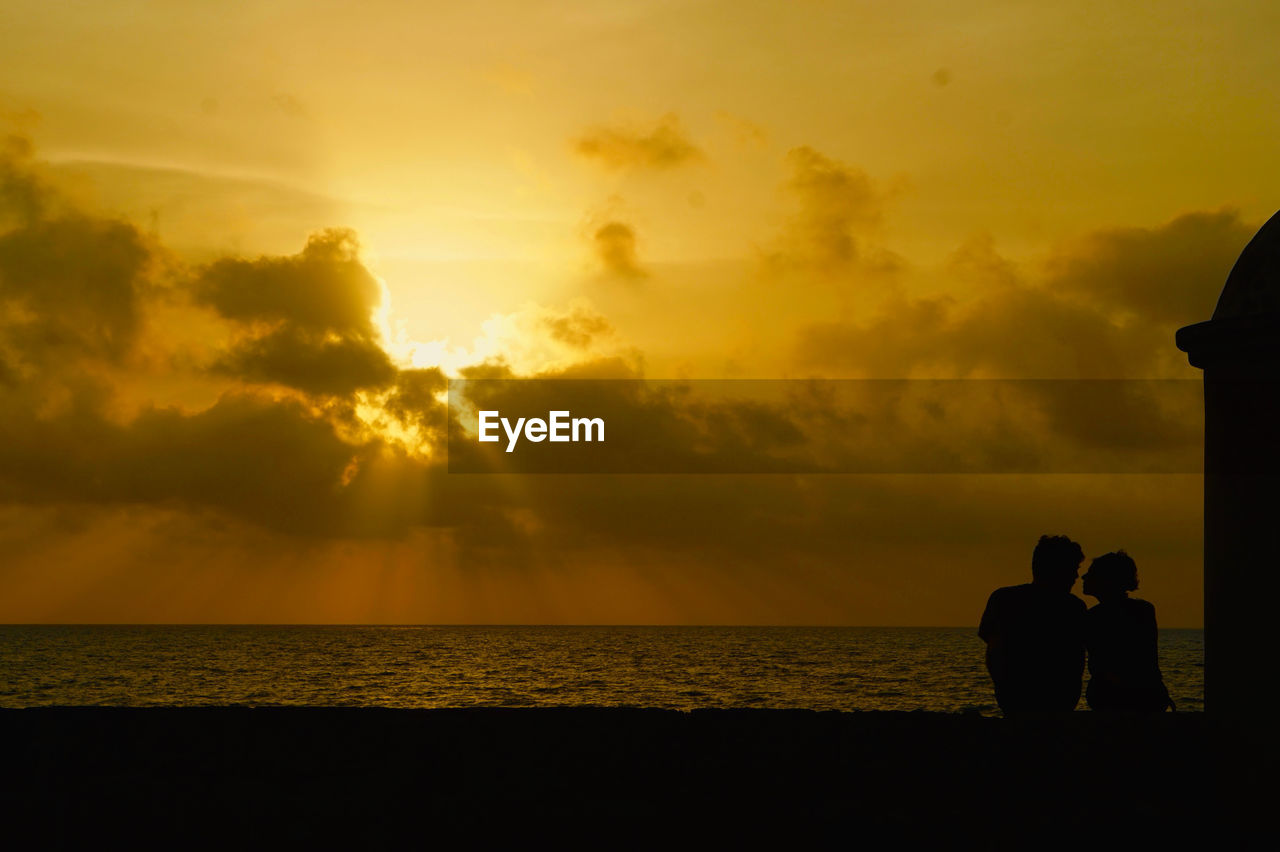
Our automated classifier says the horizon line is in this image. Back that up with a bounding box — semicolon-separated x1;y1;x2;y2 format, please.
0;622;1207;630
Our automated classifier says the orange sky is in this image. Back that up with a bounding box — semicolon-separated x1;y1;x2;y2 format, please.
2;1;1275;625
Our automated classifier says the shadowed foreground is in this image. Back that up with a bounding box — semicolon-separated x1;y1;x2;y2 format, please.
2;708;1222;843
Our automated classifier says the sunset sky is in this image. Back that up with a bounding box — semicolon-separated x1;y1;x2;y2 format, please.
2;0;1276;625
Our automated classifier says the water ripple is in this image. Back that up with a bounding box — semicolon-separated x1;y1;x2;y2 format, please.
0;626;1204;714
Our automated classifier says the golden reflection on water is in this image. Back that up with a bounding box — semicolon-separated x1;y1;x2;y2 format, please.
0;626;1204;713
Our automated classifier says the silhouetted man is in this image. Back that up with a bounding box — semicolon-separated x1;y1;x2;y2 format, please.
979;535;1086;714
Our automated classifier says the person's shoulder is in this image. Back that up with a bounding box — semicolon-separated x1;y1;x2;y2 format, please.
1127;597;1157;616
984;584;1033;610
980;585;1026;637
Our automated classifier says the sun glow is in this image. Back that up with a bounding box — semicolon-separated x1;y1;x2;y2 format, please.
0;0;1245;625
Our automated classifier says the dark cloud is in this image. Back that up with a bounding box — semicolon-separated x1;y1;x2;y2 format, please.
380;367;451;450
593;221;646;279
1045;209;1253;325
540;355;641;380
574;114;703;171
0;216;154;365
542;306;613;348
0;139;427;538
117;394;365;527
212;325;397;396
195;229;380;337
789;217;1240;380
1;138;394;404
0;386;420;538
195;229;398;397
383;367;448;426
794;283;1161;379
0;135;48;226
1;136;158;370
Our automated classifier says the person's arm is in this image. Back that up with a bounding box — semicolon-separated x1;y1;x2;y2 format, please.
1145;602;1174;710
984;636;1006;686
1145;602;1159;661
979;591;1005;687
1071;598;1086;705
1073;597;1087;675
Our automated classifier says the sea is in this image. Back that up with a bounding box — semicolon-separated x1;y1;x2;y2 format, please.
0;626;1204;714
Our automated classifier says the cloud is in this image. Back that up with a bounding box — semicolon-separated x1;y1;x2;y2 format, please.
793;276;1160;380
0;386;439;539
789;214;1244;380
118;394;365;526
0;215;155;365
383;367;448;426
195;229;381;337
769;146;902;277
541;306;613;348
212;325;397;396
0;141;634;548
194;229;401;396
1045;208;1253;326
593;220;646;279
0;135;49;225
574;114;703;171
945;232;1019;289
0;135;1208;627
1;136;159;370
0;140;423;537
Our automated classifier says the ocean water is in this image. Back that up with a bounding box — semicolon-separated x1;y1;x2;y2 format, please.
0;626;1204;713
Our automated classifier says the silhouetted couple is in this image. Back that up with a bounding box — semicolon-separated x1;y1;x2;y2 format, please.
979;535;1173;714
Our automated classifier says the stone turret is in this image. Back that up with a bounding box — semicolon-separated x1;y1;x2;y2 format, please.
1177;209;1280;714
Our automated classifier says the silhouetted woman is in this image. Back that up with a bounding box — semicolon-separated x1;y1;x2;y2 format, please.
1082;551;1174;712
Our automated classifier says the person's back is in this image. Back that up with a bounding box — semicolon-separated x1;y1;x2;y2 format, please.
1082;552;1173;712
979;535;1087;714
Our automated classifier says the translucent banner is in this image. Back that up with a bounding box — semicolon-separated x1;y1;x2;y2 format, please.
447;379;1206;474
